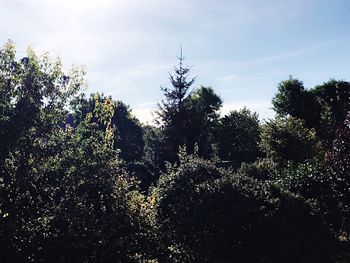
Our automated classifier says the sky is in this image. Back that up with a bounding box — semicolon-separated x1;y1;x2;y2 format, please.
1;0;350;123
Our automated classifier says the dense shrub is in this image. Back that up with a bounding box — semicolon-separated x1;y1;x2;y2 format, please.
154;153;336;262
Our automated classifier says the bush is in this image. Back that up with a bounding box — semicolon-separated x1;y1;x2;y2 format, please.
154;153;335;262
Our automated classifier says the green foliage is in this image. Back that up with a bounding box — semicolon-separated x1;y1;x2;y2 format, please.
313;80;350;126
0;41;84;161
217;108;261;164
272;77;350;148
0;41;83;261
238;157;278;180
154;153;335;262
112;101;144;163
1;42;349;262
155;54;195;164
312;80;350;146
0;43;154;262
272;158;341;234
71;93;145;163
260;117;322;164
186;86;222;157
143;125;164;168
272;76;322;128
326;118;350;238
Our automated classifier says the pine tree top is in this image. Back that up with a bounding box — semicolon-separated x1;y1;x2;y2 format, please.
155;50;196;126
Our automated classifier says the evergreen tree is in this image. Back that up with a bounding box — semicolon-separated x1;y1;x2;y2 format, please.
155;49;195;163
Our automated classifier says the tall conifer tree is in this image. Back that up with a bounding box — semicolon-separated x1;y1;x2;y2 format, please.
155;47;195;163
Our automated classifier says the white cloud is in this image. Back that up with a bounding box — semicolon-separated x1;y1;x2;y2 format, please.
239;39;343;66
132;107;156;124
1;0;348;123
132;101;158;124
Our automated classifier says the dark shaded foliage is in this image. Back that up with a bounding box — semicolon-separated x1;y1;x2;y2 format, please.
185;86;222;157
71;93;145;164
154;153;336;263
0;43;155;263
217;108;260;164
273;77;350;148
260;117;321;164
1;42;350;263
326;117;350;238
155;53;195;164
272;76;322;128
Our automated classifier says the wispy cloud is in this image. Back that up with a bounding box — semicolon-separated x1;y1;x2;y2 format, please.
240;39;343;66
2;0;350;124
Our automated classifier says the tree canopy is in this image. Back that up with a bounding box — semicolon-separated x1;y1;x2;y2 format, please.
1;42;350;262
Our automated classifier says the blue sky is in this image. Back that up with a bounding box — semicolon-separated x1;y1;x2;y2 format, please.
1;0;350;123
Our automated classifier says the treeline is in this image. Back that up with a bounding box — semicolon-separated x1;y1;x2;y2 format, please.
1;41;350;262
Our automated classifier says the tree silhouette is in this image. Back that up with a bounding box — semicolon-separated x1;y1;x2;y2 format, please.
155;47;196;163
